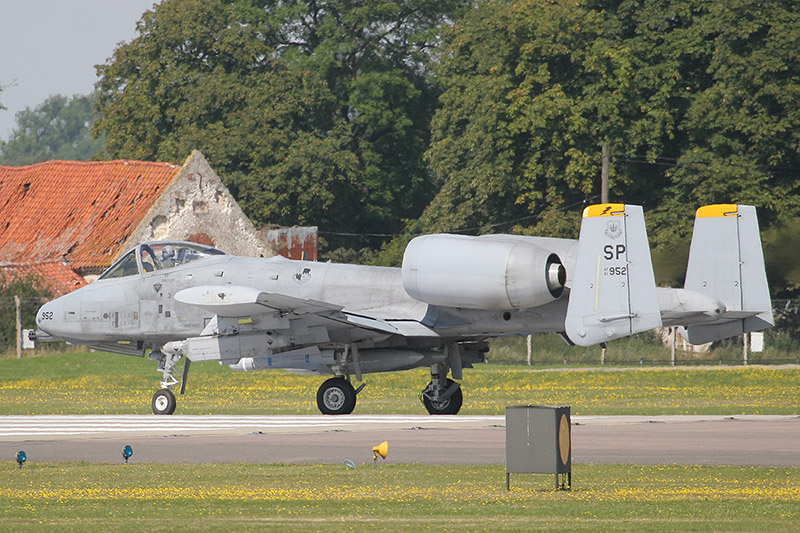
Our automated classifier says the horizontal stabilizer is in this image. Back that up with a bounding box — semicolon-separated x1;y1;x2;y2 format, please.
565;204;661;346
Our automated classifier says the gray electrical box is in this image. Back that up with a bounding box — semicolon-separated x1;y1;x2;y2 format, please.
505;405;571;490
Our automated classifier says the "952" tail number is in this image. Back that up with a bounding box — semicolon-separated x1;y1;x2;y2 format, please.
604;266;627;276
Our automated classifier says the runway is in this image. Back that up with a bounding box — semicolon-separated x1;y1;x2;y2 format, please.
1;414;798;467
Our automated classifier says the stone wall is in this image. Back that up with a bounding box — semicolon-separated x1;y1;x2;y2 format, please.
124;150;272;258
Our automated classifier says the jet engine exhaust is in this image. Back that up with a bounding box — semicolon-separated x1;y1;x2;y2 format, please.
546;254;567;299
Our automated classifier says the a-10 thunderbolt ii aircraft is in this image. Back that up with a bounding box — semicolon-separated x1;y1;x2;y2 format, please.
34;203;772;415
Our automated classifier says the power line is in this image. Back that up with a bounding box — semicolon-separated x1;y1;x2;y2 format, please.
615;155;800;175
319;195;600;239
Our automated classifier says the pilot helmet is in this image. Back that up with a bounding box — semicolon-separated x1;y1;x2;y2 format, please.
162;245;176;260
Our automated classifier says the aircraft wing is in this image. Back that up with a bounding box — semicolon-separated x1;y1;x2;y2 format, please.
175;285;343;317
174;285;434;337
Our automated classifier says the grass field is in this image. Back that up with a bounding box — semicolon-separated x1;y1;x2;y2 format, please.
1;462;798;531
1;351;798;531
1;350;798;415
489;331;800;366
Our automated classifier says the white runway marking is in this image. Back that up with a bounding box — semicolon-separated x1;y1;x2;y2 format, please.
0;415;504;439
1;414;794;439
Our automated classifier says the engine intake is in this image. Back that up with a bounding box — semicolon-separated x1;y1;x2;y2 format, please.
402;234;566;310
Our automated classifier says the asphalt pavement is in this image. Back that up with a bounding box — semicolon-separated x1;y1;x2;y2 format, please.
1;414;797;467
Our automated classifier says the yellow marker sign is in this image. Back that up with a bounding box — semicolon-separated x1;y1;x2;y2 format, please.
558;414;571;466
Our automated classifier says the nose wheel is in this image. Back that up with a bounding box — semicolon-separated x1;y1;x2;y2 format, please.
152;388;176;415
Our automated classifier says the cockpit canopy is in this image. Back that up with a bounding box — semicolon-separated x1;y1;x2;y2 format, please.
99;241;227;280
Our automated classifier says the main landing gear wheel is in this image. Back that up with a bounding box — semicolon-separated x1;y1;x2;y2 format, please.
152;388;176;415
317;377;357;415
422;378;463;415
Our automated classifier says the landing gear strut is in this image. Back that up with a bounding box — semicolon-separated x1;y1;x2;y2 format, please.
421;364;463;415
316;345;365;415
148;347;187;415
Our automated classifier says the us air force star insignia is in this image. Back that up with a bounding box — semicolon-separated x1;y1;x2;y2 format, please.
293;267;312;284
604;220;623;239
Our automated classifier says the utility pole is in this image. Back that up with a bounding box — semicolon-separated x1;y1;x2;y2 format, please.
601;142;610;204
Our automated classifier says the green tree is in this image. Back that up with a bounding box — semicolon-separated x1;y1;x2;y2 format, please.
0;93;105;165
0;274;51;353
652;0;800;240
421;0;800;246
95;0;464;250
422;0;662;235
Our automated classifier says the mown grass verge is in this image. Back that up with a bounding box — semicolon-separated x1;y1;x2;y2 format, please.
1;462;798;532
0;351;798;415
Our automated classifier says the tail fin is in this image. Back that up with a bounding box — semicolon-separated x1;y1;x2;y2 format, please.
565;204;661;346
680;204;773;344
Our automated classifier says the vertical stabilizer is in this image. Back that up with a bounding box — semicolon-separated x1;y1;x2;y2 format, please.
565;204;661;346
680;204;773;344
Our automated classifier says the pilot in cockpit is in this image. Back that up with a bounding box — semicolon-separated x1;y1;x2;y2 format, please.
161;245;176;268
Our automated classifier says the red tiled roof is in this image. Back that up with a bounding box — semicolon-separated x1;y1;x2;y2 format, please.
0;262;88;297
0;159;181;270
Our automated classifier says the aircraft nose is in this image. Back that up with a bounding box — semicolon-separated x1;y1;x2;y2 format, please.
36;298;64;336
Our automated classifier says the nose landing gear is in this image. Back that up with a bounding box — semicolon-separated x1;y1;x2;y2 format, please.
148;346;188;415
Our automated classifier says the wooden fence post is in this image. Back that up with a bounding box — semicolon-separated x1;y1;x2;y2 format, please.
14;295;22;359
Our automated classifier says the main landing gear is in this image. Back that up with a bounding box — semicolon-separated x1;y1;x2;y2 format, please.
314;361;464;416
420;363;463;415
316;344;367;415
316;377;358;415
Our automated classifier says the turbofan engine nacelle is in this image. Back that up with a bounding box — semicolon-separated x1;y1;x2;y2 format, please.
402;234;566;310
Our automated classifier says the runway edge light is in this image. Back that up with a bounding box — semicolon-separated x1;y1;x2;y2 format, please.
16;451;27;470
122;445;133;465
372;441;388;467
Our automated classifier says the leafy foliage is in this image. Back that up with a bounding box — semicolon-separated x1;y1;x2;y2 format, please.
760;216;800;297
85;0;800;286
422;0;800;246
0;274;51;352
0;93;104;165
95;0;465;249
